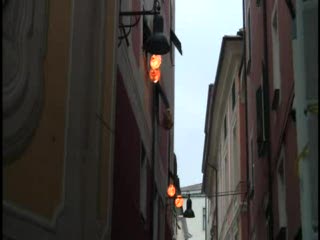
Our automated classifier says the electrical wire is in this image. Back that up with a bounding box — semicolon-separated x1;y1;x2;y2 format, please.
118;26;130;47
118;0;160;46
119;15;141;28
118;26;131;40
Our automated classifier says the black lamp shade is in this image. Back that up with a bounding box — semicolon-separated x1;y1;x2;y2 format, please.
145;15;170;55
183;197;195;218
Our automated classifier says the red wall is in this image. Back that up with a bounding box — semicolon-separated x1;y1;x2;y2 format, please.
246;1;270;236
268;0;301;239
112;70;152;240
245;0;300;239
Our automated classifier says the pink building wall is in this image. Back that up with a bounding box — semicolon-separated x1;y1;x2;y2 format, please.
245;0;301;239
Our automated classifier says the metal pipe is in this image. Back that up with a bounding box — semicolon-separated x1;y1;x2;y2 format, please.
151;84;158;239
205;196;207;240
156;83;170;109
215;167;218;240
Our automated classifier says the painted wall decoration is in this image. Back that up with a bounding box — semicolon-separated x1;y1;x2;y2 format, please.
3;0;48;163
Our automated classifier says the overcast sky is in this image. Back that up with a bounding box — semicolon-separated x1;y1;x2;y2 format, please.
173;0;243;187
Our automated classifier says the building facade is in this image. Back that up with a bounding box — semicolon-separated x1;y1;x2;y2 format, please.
291;0;318;239
3;0;181;239
203;1;316;239
113;0;179;239
202;35;245;240
179;183;209;240
3;1;118;238
243;0;301;239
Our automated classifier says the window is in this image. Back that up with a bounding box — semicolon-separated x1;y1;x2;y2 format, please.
203;208;206;231
234;231;239;240
256;85;266;156
224;116;227;140
140;144;147;220
249;138;255;198
256;86;263;150
232;81;236;110
266;211;272;240
246;9;252;72
251;229;256;240
271;2;282;105
225;155;229;193
294;228;302;240
265;198;272;240
153;194;159;239
277;151;287;229
256;0;261;7
272;8;278;31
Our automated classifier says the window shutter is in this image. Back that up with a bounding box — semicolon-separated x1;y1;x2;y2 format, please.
256;86;266;156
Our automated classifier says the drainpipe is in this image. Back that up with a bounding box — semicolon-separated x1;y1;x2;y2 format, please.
262;0;274;238
208;163;218;240
214;167;218;240
205;196;207;240
241;0;250;239
151;82;170;239
151;83;158;240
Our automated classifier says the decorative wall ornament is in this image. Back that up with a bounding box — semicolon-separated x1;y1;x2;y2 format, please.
2;0;48;164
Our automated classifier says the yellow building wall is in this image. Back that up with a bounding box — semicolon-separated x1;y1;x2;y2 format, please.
4;0;71;220
98;0;117;222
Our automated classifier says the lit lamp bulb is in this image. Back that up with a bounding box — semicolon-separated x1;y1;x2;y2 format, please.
175;195;183;208
149;69;161;83
150;55;162;69
167;184;176;198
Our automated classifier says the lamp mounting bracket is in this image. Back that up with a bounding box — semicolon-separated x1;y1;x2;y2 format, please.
118;0;161;47
119;0;161;17
119;10;160;16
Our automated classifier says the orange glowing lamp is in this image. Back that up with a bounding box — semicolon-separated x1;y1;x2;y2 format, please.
175;195;183;208
167;184;176;198
149;69;161;83
150;55;162;70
